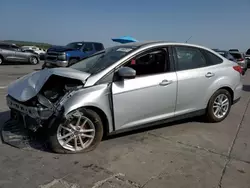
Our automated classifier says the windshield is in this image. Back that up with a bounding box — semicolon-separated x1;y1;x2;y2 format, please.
70;46;138;74
66;42;84;50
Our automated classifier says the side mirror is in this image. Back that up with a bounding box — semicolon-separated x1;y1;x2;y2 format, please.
117;67;136;79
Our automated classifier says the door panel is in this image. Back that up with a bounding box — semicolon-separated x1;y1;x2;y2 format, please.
175;67;217;115
173;45;218;115
14;51;29;62
4;49;16;61
112;72;177;130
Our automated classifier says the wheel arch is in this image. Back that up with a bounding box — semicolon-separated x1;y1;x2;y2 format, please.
84;106;110;137
206;86;234;108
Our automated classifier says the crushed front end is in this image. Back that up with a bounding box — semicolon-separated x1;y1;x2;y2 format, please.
6;74;85;132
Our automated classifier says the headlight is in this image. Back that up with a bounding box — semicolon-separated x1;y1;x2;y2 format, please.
57;53;66;61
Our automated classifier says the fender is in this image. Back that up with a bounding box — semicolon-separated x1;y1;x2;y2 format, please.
60;84;114;133
203;76;235;107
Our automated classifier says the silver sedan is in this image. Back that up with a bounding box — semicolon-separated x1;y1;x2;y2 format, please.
6;41;243;153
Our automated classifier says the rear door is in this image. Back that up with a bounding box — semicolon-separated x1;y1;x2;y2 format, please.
172;45;223;115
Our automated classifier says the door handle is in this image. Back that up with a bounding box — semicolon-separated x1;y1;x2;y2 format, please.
205;72;215;78
159;80;173;86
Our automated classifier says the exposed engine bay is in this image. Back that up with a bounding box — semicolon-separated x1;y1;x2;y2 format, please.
7;75;84;132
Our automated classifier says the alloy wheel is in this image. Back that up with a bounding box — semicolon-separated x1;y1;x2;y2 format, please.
212;94;229;119
57;112;96;152
31;57;38;64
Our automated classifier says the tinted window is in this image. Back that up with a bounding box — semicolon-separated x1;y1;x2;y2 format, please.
175;46;207;71
94;43;104;51
227;53;236;61
70;46;138;74
0;44;10;49
229;49;239;52
83;43;94;52
11;45;20;51
66;42;83;50
229;53;243;60
124;49;167;76
246;49;250;55
203;50;223;65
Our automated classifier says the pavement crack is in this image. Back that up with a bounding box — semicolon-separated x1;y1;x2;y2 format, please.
91;173;125;188
218;96;250;188
148;132;227;158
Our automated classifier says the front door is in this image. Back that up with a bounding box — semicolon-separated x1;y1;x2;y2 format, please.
112;47;178;130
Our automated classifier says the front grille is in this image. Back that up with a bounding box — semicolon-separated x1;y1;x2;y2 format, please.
46;56;57;61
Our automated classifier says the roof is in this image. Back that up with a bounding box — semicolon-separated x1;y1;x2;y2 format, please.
114;41;213;52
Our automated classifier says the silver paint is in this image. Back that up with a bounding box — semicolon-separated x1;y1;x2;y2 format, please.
6;41;243;135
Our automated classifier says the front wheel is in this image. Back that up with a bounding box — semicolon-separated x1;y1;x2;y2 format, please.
206;89;232;122
48;108;104;154
29;56;39;65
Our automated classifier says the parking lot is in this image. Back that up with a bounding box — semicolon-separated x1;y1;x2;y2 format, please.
0;63;249;188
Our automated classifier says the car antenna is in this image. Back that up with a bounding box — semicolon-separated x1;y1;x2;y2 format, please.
185;36;192;43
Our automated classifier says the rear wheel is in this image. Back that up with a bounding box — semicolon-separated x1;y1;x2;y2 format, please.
206;89;232;122
30;56;39;65
48;108;104;154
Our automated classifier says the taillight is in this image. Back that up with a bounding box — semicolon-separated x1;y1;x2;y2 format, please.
238;58;244;61
233;65;243;74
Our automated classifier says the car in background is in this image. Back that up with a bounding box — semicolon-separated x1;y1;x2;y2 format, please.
0;43;40;65
212;49;237;62
21;46;46;60
6;41;242;154
229;51;247;74
229;49;239;52
43;41;105;68
245;48;250;67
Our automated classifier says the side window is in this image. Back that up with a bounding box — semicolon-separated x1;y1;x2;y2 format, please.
0;44;9;49
83;43;94;52
11;45;20;51
123;49;167;77
94;43;104;51
174;46;207;71
202;50;223;65
246;49;250;55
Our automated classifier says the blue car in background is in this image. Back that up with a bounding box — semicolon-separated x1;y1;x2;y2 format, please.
43;41;104;68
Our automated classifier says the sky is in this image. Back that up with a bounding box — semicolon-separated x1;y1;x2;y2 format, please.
0;0;249;51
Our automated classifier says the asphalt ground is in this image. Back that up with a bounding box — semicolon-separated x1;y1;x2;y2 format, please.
0;62;249;188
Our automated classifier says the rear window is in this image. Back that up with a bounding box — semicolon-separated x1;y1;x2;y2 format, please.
229;53;243;59
246;49;250;55
202;50;223;65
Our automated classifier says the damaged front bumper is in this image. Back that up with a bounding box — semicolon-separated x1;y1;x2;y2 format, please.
6;96;54;120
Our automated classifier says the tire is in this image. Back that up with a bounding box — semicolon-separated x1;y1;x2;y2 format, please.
206;89;232;123
48;108;104;154
0;56;4;65
68;59;78;66
30;56;39;65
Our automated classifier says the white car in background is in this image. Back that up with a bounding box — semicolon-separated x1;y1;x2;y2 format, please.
21;46;45;55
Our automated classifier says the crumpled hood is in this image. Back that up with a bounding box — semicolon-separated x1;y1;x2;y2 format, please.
7;68;91;102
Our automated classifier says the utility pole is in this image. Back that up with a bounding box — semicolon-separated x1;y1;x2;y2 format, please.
185;36;192;43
